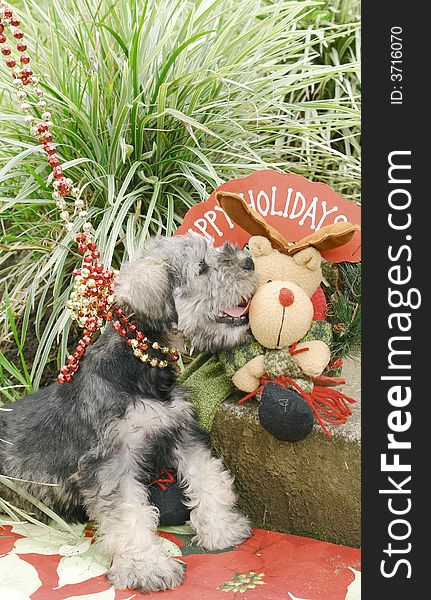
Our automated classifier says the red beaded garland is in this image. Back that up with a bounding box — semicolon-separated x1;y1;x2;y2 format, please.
1;5;180;385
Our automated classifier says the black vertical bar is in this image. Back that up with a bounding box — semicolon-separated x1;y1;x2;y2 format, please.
362;1;428;597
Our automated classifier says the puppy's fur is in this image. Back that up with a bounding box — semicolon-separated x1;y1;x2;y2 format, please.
0;234;256;593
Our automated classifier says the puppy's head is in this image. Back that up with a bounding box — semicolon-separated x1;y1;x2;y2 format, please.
114;235;257;352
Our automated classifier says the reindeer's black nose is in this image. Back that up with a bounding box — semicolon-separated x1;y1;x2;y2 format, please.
242;257;254;271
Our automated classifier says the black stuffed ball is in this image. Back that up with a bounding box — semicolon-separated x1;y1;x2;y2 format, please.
259;382;314;442
149;476;191;526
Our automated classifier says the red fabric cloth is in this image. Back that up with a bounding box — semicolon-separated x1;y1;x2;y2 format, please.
0;525;360;599
311;286;328;321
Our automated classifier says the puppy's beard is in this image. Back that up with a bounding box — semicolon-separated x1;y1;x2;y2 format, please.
174;319;249;354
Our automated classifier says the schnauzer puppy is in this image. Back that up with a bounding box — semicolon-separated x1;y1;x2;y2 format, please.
0;234;256;593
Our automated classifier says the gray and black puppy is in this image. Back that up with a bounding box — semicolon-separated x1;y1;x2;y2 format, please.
0;234;256;593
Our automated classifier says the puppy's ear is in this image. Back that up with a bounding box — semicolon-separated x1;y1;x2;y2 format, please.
114;256;177;331
249;236;273;258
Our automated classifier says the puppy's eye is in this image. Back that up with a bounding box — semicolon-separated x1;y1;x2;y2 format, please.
199;260;209;275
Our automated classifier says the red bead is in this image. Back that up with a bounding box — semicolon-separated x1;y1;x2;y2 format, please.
57;374;66;384
53;166;63;179
120;316;129;325
37;122;50;132
78;243;87;253
72;269;81;277
44;132;53;143
43;143;56;155
0;24;4;34
78;339;86;348
67;355;77;365
69;364;79;373
127;339;132;346
58;184;70;196
6;58;16;68
13;30;25;40
139;342;148;351
94;261;103;273
1;46;11;56
17;41;27;52
20;54;30;64
75;347;85;359
106;311;113;321
116;307;123;317
171;353;179;362
82;335;92;346
119;328;127;337
83;254;92;263
21;66;32;77
65;373;73;383
4;8;13;18
129;323;137;333
21;77;31;86
92;250;101;259
113;320;121;331
86;322;97;333
0;33;6;44
57;179;70;195
48;156;59;167
60;365;70;375
10;16;21;27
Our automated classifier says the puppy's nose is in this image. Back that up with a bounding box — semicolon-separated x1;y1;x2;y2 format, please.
279;287;294;307
242;257;254;271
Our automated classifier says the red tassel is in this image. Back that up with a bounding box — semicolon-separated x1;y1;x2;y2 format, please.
289;341;309;356
151;468;175;491
300;385;355;437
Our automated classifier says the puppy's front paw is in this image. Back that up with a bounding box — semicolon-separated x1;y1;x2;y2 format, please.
107;554;185;593
192;510;252;550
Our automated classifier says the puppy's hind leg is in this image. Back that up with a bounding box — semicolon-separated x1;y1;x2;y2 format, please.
174;427;252;550
79;447;184;593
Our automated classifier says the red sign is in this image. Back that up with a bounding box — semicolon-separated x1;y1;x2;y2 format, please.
174;170;361;262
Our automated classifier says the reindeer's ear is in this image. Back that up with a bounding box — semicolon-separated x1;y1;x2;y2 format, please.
114;257;177;330
287;222;360;255
293;247;321;271
249;236;273;258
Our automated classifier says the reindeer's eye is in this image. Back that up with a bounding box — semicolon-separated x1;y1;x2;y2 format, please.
199;260;209;275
